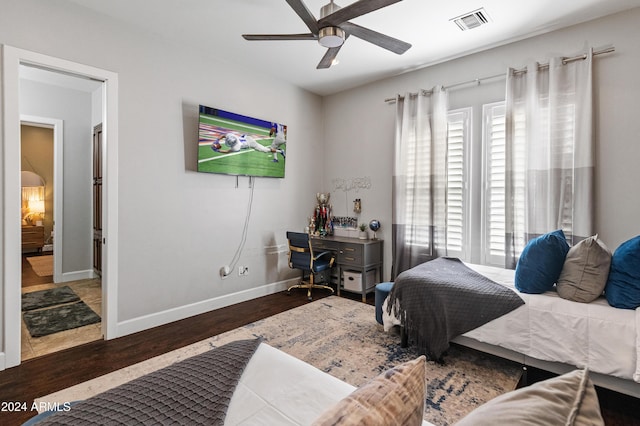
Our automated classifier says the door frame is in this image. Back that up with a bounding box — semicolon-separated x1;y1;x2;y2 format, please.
1;45;119;369
20;116;64;283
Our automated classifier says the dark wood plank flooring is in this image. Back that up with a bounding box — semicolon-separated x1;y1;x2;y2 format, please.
2;287;638;425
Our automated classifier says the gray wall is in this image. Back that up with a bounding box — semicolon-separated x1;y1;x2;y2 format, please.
0;0;324;331
322;7;640;278
2;0;639;345
20;79;93;275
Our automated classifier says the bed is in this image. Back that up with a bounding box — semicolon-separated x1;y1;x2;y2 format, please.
27;338;434;426
383;260;640;398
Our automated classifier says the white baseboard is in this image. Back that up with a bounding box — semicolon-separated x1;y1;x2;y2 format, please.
60;269;96;282
114;278;298;338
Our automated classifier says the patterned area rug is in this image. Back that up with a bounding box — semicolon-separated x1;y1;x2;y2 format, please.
37;296;521;425
26;255;53;276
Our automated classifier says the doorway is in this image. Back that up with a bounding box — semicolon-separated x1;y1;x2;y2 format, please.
19;118;103;360
2;45;119;370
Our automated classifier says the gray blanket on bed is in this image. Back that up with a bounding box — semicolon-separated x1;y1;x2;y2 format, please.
35;338;262;425
387;257;524;360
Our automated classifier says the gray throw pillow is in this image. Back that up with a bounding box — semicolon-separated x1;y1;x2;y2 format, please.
557;235;611;303
456;369;604;426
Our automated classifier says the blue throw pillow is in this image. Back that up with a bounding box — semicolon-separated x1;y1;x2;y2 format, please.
605;235;640;309
515;230;570;294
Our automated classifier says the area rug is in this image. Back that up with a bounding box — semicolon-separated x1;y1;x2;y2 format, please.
22;285;80;311
26;255;53;276
23;301;101;338
36;296;521;425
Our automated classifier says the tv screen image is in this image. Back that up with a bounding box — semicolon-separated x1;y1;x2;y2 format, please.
197;105;287;178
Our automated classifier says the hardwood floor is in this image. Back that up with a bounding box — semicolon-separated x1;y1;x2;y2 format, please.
1;288;341;425
1;287;638;425
21;253;55;288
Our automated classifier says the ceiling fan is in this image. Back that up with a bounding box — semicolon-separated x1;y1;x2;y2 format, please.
242;0;411;69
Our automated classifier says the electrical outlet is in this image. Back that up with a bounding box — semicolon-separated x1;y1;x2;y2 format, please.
239;266;249;276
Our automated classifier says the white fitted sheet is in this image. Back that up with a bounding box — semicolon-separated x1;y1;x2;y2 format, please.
383;263;639;383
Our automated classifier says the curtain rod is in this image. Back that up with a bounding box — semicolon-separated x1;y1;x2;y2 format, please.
384;46;615;103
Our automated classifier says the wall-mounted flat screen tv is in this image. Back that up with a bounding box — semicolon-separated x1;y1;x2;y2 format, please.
197;105;287;178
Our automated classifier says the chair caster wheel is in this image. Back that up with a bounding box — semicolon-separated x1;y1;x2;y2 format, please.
308;296;313;301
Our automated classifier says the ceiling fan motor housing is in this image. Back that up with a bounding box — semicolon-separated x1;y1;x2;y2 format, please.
319;27;345;47
318;1;345;48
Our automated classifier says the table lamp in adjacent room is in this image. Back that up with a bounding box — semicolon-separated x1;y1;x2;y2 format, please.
21;171;45;225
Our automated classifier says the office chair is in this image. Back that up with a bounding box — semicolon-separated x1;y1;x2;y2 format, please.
286;231;335;301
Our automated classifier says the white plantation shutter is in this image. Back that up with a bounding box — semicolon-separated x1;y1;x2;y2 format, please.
483;102;526;265
401;110;431;248
444;109;469;256
403;108;469;254
483;103;506;265
552;102;576;237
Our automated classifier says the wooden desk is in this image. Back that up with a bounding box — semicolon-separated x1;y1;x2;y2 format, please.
311;236;383;302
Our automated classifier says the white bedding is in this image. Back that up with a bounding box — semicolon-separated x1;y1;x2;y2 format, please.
383;263;640;385
226;342;434;425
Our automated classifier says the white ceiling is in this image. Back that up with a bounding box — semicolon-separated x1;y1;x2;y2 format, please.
63;0;640;96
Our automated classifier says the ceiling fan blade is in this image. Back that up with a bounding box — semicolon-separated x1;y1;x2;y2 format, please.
340;22;411;54
286;0;319;34
243;33;317;41
319;0;403;27
317;46;342;69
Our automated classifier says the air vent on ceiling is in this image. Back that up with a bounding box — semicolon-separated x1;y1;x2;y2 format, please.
451;8;490;31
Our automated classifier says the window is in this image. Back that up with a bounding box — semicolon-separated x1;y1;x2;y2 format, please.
482;101;525;266
403;108;470;256
482;102;506;265
442;108;470;257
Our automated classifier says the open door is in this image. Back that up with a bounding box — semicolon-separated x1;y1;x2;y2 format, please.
93;123;103;275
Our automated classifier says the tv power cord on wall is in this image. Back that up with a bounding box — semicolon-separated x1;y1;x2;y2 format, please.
220;177;255;279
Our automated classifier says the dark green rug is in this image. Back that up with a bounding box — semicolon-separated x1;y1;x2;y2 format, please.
23;301;101;337
22;286;80;311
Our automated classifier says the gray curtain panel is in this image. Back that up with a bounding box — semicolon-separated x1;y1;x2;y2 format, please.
505;50;594;267
392;88;449;277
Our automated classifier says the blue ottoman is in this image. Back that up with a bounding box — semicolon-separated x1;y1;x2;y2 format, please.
375;282;394;325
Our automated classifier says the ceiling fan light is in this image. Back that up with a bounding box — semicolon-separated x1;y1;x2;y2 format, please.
318;27;345;48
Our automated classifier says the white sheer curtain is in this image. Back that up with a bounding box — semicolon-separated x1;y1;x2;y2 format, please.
505;50;594;267
392;87;449;277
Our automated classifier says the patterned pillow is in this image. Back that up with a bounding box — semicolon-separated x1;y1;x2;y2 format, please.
605;235;640;309
456;369;604;426
515;229;570;294
557;235;611;303
312;356;426;426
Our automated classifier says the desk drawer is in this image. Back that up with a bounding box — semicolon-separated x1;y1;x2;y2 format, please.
338;244;363;265
312;239;340;252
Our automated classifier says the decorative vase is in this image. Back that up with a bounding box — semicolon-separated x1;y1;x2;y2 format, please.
359;230;368;240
